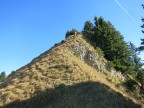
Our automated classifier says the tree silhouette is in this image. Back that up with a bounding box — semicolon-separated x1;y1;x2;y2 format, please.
139;4;144;51
0;71;6;82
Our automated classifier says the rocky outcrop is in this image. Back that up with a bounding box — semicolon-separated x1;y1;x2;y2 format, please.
68;35;125;83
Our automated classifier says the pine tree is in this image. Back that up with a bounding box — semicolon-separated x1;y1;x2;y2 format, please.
82;17;142;72
65;29;78;38
128;42;143;72
82;21;94;39
93;17;132;72
0;71;6;82
139;4;144;51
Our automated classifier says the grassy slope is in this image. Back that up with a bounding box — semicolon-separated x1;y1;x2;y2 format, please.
0;35;143;108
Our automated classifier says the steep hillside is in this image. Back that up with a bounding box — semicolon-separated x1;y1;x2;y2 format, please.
0;34;143;108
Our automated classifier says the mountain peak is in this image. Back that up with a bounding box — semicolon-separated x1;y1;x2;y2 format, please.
0;34;143;108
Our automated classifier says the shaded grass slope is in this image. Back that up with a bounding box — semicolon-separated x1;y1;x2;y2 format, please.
2;81;141;108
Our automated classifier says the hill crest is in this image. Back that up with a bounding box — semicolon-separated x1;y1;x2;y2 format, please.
0;34;143;108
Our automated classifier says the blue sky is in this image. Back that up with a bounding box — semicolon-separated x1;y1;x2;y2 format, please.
0;0;143;74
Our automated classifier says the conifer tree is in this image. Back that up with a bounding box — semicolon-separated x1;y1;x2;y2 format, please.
0;71;6;82
82;21;94;39
139;4;144;51
93;17;132;72
65;29;78;38
128;42;143;72
82;17;133;72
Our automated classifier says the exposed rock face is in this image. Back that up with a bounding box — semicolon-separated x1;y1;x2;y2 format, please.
69;35;125;83
71;42;109;72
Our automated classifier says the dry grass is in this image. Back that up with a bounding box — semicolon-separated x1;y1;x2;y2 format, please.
2;81;142;108
0;35;143;107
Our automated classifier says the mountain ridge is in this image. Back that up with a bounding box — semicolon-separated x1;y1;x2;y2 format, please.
0;34;143;108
